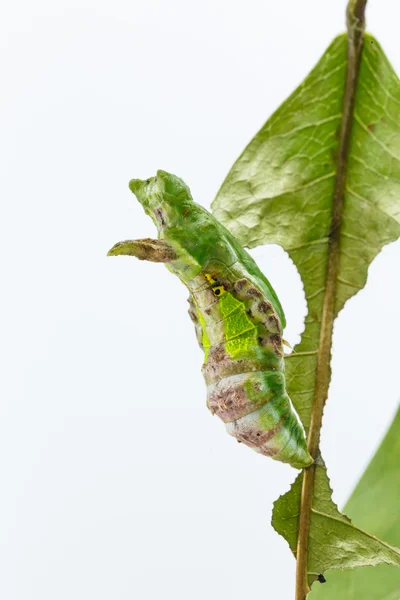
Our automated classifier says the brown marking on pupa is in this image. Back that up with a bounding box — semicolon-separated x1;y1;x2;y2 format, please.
257;334;282;356
215;277;231;291
187;297;199;322
207;379;251;422
188;307;198;322
270;334;283;357
203;348;270;385
256;445;278;457
233;278;248;292
208;344;226;364
253;380;262;392
258;300;273;314
202;345;230;382
246;287;263;299
266;314;281;334
187;307;204;350
228;416;284;449
367;123;376;133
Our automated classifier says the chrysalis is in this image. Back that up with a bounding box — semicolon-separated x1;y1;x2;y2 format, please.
108;170;312;469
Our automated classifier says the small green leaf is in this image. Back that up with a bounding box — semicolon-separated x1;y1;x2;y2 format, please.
308;406;400;599
272;459;400;588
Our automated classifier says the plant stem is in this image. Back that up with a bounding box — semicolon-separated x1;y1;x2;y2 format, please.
294;2;367;599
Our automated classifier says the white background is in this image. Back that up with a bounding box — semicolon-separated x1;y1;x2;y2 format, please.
1;1;399;598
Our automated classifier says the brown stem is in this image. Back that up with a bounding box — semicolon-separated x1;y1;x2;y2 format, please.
294;2;367;599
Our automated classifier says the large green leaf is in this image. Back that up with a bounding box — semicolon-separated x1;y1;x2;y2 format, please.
212;32;400;587
212;33;400;433
310;406;400;599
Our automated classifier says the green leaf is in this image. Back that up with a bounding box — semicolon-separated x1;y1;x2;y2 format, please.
212;33;400;432
272;459;400;588
212;30;400;587
309;406;400;599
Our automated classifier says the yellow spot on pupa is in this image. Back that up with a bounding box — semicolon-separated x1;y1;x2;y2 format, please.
205;272;225;296
212;285;225;297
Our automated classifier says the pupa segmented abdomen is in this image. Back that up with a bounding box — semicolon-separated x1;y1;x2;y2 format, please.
188;268;312;469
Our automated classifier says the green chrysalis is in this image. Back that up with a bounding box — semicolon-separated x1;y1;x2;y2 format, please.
108;170;312;469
